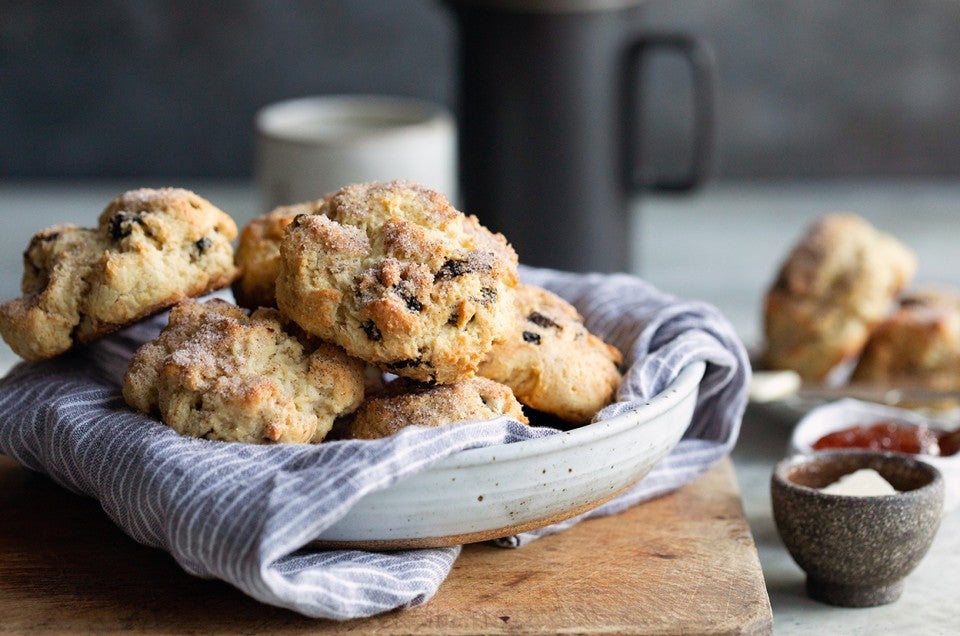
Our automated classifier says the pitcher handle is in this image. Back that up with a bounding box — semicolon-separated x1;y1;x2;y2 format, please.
622;34;716;192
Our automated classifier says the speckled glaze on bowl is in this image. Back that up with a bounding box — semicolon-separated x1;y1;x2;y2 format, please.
313;361;706;549
772;451;944;607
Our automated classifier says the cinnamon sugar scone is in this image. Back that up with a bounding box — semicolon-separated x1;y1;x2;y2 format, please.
761;213;916;382
275;180;519;384
0;188;238;361
852;287;960;390
232;200;325;309
478;284;623;424
123;298;365;444
346;375;527;440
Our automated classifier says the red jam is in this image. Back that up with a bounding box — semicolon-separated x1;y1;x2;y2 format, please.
812;421;960;457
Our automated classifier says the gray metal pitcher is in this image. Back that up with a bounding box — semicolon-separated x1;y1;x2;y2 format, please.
446;0;716;272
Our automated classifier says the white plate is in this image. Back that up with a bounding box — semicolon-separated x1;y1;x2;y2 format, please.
749;369;960;428
314;361;706;549
790;399;960;513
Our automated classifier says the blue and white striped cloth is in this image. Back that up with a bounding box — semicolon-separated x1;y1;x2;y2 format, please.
0;266;750;619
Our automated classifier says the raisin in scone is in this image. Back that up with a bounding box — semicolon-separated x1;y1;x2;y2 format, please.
232;200;325;309
346;376;528;440
477;284;623;424
761;213;916;382
0;188;238;361
275;180;519;384
851;287;960;390
123;298;365;443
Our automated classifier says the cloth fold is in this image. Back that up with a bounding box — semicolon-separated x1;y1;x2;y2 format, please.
0;266;750;619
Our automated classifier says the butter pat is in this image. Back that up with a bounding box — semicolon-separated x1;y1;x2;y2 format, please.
748;370;802;403
821;468;898;497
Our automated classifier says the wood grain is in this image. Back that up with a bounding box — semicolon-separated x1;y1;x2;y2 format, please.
0;455;771;634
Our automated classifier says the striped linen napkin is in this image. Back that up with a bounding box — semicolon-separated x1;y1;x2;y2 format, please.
0;266;750;619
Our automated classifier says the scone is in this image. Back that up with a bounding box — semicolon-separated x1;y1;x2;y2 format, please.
761;213;916;382
0;188;238;361
275;180;519;384
477;284;622;423
232;200;325;309
123;298;365;444
852;287;960;390
346;376;528;440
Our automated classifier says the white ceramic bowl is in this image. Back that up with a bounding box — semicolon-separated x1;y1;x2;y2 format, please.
314;361;706;549
790;399;960;513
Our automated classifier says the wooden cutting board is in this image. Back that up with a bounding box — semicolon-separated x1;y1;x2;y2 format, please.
0;455;771;634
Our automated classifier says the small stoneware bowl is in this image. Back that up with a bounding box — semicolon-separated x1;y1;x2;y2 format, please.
771;450;944;607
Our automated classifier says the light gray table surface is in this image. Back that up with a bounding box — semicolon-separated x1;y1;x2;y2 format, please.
1;180;957;634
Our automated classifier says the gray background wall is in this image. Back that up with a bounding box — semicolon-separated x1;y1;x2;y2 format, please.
3;0;960;180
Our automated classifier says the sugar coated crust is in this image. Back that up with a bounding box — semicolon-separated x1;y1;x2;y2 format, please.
274;180;519;384
477;284;623;423
123;298;365;444
762;213;916;382
232;200;325;309
346;375;528;440
0;187;238;361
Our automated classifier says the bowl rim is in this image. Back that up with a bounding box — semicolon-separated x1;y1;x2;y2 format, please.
773;449;945;501
314;360;707;547
255;94;454;146
432;360;707;469
789;398;960;465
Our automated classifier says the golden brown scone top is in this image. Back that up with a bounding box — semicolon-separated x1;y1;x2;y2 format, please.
232;200;326;309
123;298;366;444
346;375;528;440
478;284;623;424
852;286;960;391
274;180;519;384
761;213;916;382
0;187;238;361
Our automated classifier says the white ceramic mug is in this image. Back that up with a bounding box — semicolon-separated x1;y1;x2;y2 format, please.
254;95;458;211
